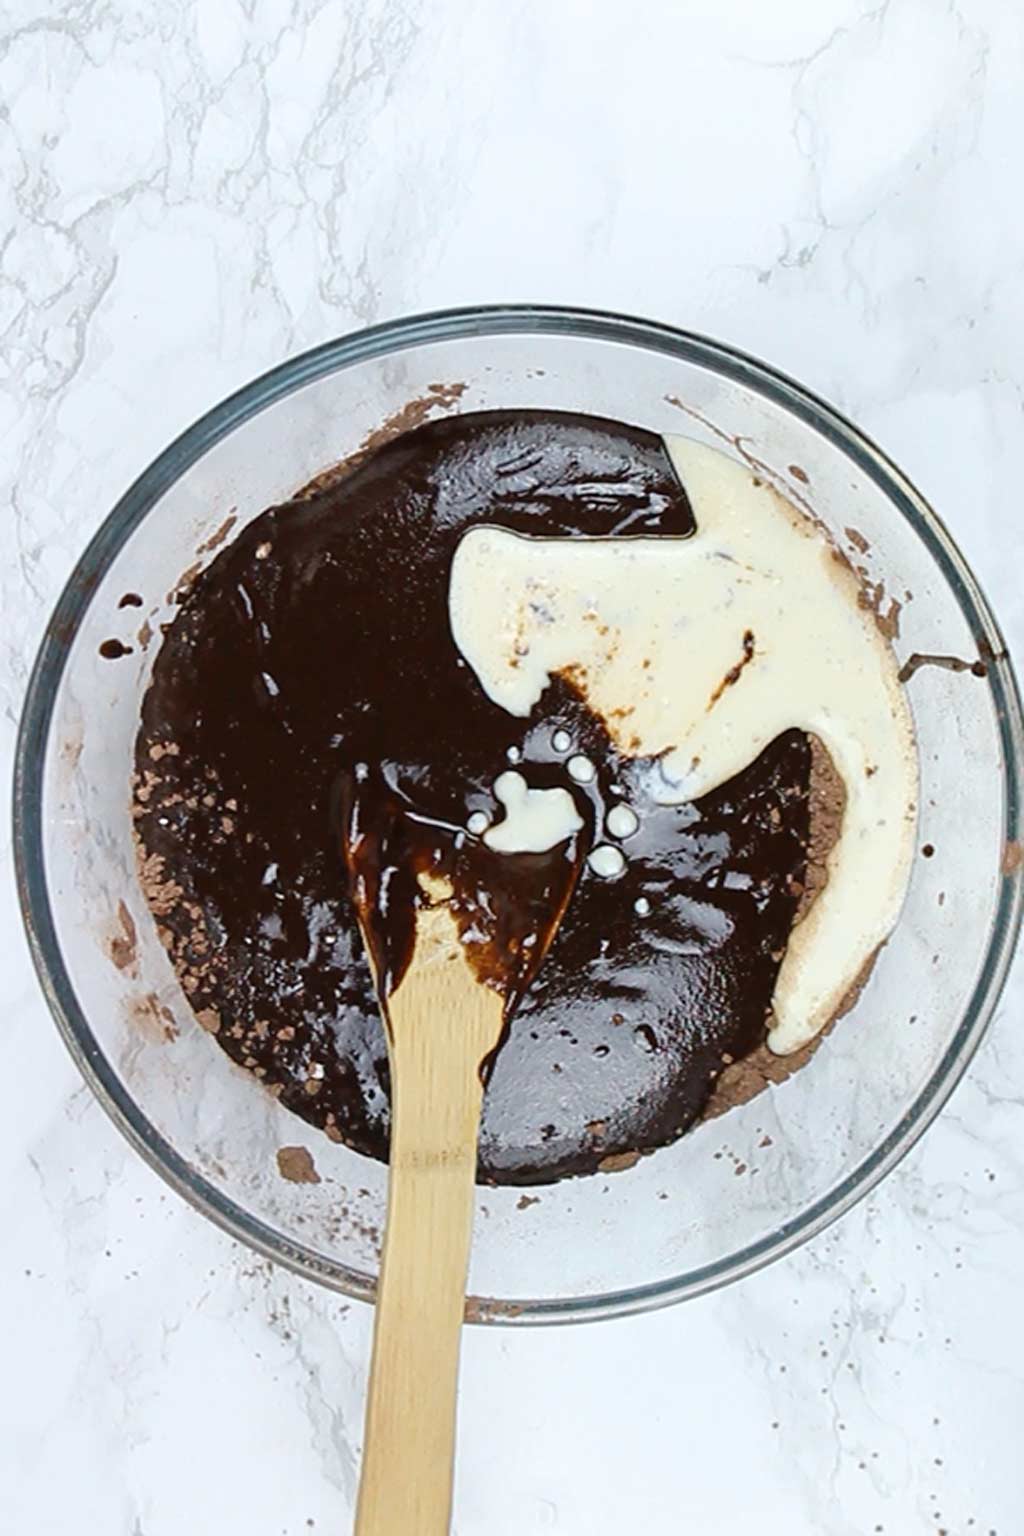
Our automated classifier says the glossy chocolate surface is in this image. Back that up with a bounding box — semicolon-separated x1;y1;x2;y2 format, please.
134;412;810;1183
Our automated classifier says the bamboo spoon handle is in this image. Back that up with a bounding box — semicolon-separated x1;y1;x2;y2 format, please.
354;922;505;1536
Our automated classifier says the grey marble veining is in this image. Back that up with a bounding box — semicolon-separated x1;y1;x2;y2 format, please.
2;1;1023;1531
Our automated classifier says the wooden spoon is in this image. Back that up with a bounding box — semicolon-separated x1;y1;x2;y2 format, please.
340;769;585;1536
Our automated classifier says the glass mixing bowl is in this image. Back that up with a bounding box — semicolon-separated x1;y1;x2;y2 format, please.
14;306;1024;1323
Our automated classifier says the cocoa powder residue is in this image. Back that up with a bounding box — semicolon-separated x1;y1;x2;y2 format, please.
109;900;138;973
703;946;880;1119
198;512;238;555
794;733;846;924
702;735;853;1120
598;1149;643;1174
127;990;178;1043
276;1146;321;1184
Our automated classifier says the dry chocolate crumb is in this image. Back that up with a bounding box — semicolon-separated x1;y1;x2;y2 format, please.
516;1193;541;1210
598;1149;642;1174
135;842;184;917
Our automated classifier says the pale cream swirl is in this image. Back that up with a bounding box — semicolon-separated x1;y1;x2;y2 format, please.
449;436;917;1054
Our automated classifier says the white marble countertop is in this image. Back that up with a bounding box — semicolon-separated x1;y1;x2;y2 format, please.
2;1;1023;1531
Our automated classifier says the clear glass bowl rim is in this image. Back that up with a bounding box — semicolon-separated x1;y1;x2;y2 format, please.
13;303;1024;1326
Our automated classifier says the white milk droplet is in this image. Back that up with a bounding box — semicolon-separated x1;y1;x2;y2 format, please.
552;728;572;753
634;896;651;916
506;744;522;763
484;771;583;854
606;803;639;839
466;810;490;836
588;844;626;878
568;754;596;784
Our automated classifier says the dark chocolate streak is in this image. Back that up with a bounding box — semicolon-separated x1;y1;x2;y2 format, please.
135;411;810;1184
335;764;587;1027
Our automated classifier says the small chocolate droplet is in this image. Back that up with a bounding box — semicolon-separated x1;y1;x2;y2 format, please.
99;638;133;659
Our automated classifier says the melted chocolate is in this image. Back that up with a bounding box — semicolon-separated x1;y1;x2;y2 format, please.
336;763;587;1019
134;411;810;1184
